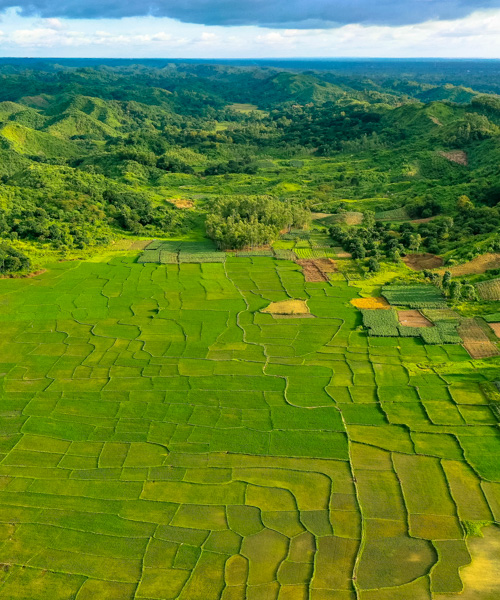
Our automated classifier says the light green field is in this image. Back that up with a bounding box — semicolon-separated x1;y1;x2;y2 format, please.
0;254;498;599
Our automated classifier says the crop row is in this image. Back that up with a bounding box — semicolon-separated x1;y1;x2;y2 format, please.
476;278;500;301
382;284;446;308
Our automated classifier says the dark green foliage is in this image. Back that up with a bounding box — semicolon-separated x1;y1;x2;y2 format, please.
206;196;310;250
0;242;30;272
0;62;498;270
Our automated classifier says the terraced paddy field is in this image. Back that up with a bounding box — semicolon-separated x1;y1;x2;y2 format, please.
0;255;499;600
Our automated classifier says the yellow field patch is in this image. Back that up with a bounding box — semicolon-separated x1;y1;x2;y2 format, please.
262;299;310;315
351;297;391;310
435;525;500;600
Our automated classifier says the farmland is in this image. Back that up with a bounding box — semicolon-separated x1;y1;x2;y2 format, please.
0;253;498;600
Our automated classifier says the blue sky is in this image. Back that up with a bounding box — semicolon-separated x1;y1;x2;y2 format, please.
0;1;499;57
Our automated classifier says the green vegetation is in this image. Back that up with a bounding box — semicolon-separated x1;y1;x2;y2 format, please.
0;253;496;600
0;58;499;599
0;61;498;274
382;284;446;308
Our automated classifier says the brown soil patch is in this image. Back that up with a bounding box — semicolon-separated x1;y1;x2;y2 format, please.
169;198;194;209
20;95;50;108
410;216;438;224
315;258;338;273
429;116;443;126
351;297;391;310
262;299;309;315
26;269;47;278
488;323;500;338
1;269;47;280
439;254;500;277
297;259;328;282
403;253;444;271
459;318;499;359
440;150;468;166
398;309;433;328
334;248;352;259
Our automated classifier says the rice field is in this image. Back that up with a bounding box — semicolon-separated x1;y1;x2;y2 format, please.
0;254;498;599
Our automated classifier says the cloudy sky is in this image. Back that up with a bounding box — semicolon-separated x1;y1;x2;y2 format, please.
0;1;499;57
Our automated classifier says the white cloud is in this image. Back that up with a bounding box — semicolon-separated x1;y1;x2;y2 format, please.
0;8;499;57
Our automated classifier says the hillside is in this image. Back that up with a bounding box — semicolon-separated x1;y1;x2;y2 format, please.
0;62;496;271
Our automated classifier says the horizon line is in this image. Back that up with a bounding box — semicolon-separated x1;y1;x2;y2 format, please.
1;56;500;61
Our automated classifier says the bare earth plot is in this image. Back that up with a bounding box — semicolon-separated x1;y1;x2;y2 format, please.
0;255;498;600
440;150;469;166
296;258;329;282
489;322;500;338
398;309;434;327
403;253;444;270
459;318;500;359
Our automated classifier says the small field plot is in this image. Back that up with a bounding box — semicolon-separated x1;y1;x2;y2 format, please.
476;277;500;301
488;322;500;338
351;297;391;310
398;309;433;327
382;284;446;308
458;318;499;359
403;253;444;270
139;240;225;264
261;298;311;316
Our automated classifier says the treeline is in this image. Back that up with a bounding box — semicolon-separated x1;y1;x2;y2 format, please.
206;196;310;249
0;184;186;251
330;196;500;265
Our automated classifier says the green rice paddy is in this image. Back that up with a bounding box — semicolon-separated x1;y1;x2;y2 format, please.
0;254;498;599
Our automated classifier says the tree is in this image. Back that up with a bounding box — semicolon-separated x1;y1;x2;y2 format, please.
363;210;376;229
389;248;401;262
350;239;366;260
457;195;474;212
449;280;462;301
442;271;452;290
367;257;380;272
462;284;478;301
409;234;422;252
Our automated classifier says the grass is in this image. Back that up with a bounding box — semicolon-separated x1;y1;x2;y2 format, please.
0;253;497;600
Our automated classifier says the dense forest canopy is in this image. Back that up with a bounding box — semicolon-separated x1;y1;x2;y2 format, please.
0;59;499;271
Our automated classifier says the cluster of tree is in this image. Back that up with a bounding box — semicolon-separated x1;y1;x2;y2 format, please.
423;270;478;302
0;243;30;273
329;212;423;264
203;158;258;176
206;196;310;249
103;191;184;234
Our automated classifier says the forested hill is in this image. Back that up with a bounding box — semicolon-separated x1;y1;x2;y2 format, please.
0;61;499;272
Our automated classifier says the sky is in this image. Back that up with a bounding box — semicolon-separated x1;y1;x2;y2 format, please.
0;1;499;58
